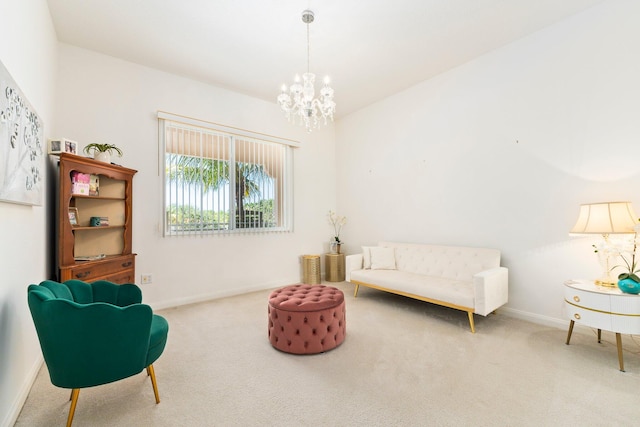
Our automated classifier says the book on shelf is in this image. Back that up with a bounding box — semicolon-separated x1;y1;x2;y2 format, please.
74;254;106;261
89;174;99;196
71;171;90;195
89;216;109;226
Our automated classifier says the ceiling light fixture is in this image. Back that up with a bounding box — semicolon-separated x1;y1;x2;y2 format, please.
277;9;335;133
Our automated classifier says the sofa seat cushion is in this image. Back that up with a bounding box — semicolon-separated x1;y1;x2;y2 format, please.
350;269;474;309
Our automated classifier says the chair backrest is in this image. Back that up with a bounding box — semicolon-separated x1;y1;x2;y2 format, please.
28;280;152;389
36;279;142;305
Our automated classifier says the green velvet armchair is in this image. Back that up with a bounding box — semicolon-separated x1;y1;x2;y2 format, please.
27;279;169;427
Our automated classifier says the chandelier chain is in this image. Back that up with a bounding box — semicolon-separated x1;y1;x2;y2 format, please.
306;20;310;74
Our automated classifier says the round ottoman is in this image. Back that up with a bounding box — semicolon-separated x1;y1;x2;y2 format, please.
268;284;346;354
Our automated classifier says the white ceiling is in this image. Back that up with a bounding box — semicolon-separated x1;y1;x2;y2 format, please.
46;0;603;117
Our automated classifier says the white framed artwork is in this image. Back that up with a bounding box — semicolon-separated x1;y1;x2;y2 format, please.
0;59;44;206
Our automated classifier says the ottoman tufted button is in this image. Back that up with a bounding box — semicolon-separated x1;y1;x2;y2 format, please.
268;284;346;355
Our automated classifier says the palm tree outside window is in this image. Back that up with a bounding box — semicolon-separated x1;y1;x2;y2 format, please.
160;118;293;236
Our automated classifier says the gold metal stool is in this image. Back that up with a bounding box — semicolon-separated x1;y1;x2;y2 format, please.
325;253;345;282
302;255;321;284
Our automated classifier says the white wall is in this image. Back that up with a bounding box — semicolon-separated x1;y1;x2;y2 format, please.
4;0;637;423
53;44;337;308
0;1;58;426
336;0;640;326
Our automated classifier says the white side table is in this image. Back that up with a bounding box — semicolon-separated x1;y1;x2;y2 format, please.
564;279;640;371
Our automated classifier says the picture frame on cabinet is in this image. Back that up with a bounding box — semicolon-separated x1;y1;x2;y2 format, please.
68;207;79;225
48;138;77;155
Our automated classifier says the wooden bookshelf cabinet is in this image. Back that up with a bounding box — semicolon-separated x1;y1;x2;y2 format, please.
57;153;137;283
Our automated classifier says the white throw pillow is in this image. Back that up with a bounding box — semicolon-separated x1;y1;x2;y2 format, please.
362;246;375;269
370;247;396;270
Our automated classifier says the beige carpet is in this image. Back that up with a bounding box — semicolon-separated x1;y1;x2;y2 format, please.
15;281;640;426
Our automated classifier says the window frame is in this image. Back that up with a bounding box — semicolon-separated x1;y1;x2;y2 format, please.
158;111;297;237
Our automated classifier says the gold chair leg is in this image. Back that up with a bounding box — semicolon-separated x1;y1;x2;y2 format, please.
67;389;80;427
616;333;625;372
565;320;575;345
353;284;359;297
146;366;151;376
467;312;476;333
147;364;161;404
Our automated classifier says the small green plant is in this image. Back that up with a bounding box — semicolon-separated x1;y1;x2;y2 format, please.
616;249;640;282
328;210;347;244
83;143;123;157
614;231;640;282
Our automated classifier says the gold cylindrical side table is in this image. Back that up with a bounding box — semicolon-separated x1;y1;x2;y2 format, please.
302;255;321;284
325;253;346;282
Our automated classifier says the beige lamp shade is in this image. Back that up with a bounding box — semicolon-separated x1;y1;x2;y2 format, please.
570;202;639;235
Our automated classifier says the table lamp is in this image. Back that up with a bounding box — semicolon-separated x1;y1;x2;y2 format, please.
570;201;639;286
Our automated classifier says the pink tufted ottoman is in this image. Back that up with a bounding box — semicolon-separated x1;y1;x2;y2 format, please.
268;284;346;354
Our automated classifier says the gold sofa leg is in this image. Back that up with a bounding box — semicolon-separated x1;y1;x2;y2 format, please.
147;364;161;404
467;312;476;334
353;283;359;297
67;389;80;427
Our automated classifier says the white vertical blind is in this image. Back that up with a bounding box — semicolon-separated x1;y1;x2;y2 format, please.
160;114;294;236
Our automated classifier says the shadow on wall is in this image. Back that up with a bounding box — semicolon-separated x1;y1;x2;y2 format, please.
46;156;60;281
0;298;14;398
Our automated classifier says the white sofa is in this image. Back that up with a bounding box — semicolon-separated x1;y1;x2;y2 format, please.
345;242;508;333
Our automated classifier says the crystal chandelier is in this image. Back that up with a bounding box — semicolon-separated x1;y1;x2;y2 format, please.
277;10;335;133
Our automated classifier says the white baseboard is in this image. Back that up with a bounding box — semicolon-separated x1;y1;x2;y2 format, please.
499;306;568;330
150;279;295;311
500;306;632;338
2;356;43;427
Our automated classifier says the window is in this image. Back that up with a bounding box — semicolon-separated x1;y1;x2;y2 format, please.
158;113;295;236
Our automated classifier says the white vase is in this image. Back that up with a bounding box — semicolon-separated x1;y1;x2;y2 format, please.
94;151;111;163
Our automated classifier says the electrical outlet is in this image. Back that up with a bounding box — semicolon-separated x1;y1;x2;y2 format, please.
141;274;153;284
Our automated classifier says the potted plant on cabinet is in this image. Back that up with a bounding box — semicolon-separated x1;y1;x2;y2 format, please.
83;143;123;163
